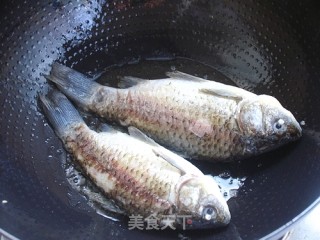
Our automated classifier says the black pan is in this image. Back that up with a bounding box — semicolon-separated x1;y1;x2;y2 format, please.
1;0;320;239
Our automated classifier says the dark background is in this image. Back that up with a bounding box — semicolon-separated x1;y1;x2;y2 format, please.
0;0;320;239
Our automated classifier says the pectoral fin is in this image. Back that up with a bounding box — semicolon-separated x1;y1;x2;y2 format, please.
128;127;204;177
199;88;245;102
166;71;207;82
128;126;158;146
152;148;204;177
166;70;255;102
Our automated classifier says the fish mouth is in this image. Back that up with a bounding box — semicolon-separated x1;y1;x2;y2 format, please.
257;120;302;152
175;211;231;230
287;122;303;140
178;217;230;230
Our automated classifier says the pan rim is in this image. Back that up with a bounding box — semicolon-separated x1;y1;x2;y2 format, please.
260;197;320;240
0;228;19;240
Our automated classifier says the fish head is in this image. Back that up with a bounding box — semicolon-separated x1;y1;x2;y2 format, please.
175;175;230;229
237;95;302;153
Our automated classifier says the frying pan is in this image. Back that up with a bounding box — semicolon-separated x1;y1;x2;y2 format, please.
1;0;320;239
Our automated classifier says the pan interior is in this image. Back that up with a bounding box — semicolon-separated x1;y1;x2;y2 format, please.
0;0;320;239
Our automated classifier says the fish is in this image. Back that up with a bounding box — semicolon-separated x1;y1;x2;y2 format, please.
40;90;231;229
46;63;302;162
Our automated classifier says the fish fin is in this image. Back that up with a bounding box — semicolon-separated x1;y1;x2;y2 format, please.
166;71;207;82
40;90;84;138
81;189;126;217
118;76;148;88
95;208;125;220
152;148;203;176
199;88;245;102
91;71;105;81
127;126;158;146
128;126;203;176
97;123;113;132
167;71;255;101
46;63;101;107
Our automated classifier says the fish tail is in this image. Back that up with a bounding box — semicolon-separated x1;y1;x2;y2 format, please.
46;63;100;108
40;90;84;138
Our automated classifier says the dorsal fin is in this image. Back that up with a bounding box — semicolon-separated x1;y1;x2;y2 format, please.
128;127;204;177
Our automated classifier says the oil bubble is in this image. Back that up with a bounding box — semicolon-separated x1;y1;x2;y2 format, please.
213;175;246;201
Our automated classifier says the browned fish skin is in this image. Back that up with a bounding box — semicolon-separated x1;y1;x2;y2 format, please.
48;63;302;162
40;91;231;228
90;85;245;161
65;123;180;216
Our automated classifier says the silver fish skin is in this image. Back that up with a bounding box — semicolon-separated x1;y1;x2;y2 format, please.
47;63;302;162
40;90;230;229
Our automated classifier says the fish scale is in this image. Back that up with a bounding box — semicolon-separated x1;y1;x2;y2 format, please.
113;91;216;158
47;63;302;162
116;85;242;160
40;89;232;228
66;124;177;216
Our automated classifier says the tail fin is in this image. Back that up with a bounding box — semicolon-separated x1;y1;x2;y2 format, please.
45;63;101;108
40;90;84;138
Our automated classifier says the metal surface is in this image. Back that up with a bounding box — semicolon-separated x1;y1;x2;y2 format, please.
0;0;320;239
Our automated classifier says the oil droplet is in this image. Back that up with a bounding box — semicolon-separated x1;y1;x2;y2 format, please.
56;149;63;154
300;120;305;126
218;171;231;179
213;175;246;201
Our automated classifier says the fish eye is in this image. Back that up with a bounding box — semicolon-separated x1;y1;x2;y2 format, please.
273;119;285;131
202;207;216;221
275;123;282;129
